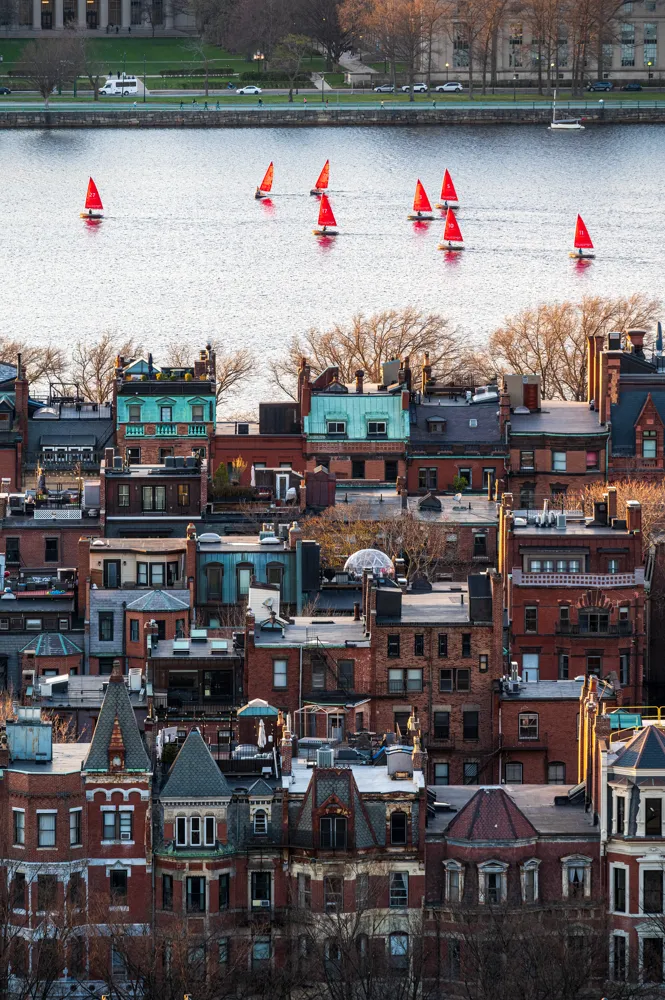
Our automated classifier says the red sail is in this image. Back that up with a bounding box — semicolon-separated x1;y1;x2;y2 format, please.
443;208;463;243
574;214;594;250
314;160;330;190
259;162;274;193
317;193;337;227
413;179;432;213
440;169;458;202
84;177;103;211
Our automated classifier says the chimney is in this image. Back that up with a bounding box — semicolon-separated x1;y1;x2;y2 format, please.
421;352;432;394
626;328;645;357
499;392;511;436
355;369;364;394
626;500;642;535
353;602;361;621
280;726;293;776
411;733;425;772
0;730;8;768
606;486;618;520
110;658;124;682
399;356;412;390
288;521;303;550
104;447;114;467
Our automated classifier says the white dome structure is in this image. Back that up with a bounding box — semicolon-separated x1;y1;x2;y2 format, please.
344;548;395;580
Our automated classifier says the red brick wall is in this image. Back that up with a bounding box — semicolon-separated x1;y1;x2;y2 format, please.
0;525;101;574
498;696;585;785
212;435;306;485
406;457;504;494
117;425;213;464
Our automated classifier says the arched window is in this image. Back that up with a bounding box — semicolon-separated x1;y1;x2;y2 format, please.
444;860;464;903
477;860;508;905
205;563;223;602
389;933;409;971
355;934;368;968
176;815;187;846
548;762;566;784
520;859;541;903
254;810;268;835
561;856;592;900
390;810;408;845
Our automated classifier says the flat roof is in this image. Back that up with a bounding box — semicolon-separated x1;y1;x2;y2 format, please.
7;742;89;774
286;756;424;794
89;538;186;552
499;679;585;701
515;521;632;538
333;490;498;526
510;400;608;436
380;583;473;624
151;637;240;659
427;784;596;836
254;616;369;648
197;534;291;553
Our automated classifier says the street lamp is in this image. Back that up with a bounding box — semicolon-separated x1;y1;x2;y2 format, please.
253;50;264;74
445;61;449;81
648;59;653;80
143;51;146;103
122;50;126;80
513;72;518;101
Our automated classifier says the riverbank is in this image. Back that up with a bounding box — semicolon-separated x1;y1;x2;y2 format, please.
1;103;665;127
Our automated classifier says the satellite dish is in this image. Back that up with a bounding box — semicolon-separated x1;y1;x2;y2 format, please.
454;493;463;503
263;597;274;609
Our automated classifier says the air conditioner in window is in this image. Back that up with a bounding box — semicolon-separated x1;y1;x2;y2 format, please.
120;832;132;841
252;899;271;908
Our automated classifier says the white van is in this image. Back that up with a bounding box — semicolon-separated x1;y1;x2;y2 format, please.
99;77;139;97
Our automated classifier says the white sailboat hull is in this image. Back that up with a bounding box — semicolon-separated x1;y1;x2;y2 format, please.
549;122;585;130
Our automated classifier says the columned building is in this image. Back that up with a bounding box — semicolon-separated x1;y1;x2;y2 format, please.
1;0;191;33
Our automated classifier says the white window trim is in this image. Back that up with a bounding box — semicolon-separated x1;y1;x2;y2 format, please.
518;712;539;740
613;791;628;836
639;863;665;915
176;814;188;847
610;862;629;913
638;930;665;984
637;790;665;837
444;861;464;904
190;816;202;846
69;807;83;847
204;815;216;847
610;929;629;981
561;855;592;900
12;808;25;848
477;860;508;905
249;870;273;911
520;858;541;903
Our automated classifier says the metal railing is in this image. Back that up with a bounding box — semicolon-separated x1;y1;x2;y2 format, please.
513;569;642;587
555;622;633;635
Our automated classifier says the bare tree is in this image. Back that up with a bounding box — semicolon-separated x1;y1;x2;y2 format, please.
68;333;143;404
270;307;463;399
18;35;82;107
273;33;311;101
298;0;354;70
187;35;215;96
0;336;65;390
161;339;254;405
73;31;106;100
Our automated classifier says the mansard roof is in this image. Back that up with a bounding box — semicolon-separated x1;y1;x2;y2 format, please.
613;726;665;770
84;669;150;773
161;729;230;799
446;787;538;842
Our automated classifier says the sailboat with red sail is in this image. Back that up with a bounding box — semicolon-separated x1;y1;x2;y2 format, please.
435;169;459;210
438;207;464;250
310;160;330;196
313;193;338;235
255;162;274;200
80;177;104;219
570;214;595;259
408;179;434;220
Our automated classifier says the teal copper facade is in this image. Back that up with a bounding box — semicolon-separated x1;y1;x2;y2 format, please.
304;392;410;442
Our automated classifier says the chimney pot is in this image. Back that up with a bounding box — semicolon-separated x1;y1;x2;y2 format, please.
353;602;361;621
627;328;646;357
355;369;364;393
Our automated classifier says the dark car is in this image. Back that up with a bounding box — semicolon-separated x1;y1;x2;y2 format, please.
622;82;642;91
0;86;11;95
587;80;614;91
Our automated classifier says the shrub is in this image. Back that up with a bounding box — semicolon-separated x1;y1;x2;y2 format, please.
156;372;164;380
184;372;193;381
239;70;312;83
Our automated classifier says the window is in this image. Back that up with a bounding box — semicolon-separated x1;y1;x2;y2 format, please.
462;634;471;657
159;405;173;422
522;653;539;683
103;559;121;588
458;468;472;489
440;668;470;692
523;606;540;634
13;809;25;846
613;934;627;981
445;863;462;902
129;618;139;643
338;659;354;690
298;873;311;909
435;763;450;785
613;866;626;912
481;866;506;905
69;872;84;908
177;484;190;507
351;459;365;479
237;565;252;599
567;864;587;899
187;945;206;980
522;863;538;902
505;762;523;783
474;533;488;557
580;610;610;633
186;876;206;912
162;874;173;910
552;451;566;472
619;651;630;686
587;654;602;677
150;563;165;587
646;798;662;835
384;459;398;481
25;618;42;631
12;873;26;910
254;810;268;835
438;634;448;657
558;652;569;679
463;711;479;740
586;450;599;470
463;761;479;784
251;871;271;907
356;873;369;909
189;815;202;847
192;403;205;422
252;938;271;970
390;872;408;908
37;874;57;911
98;612;114;642
414;633;425;656
142;486;166;512
320;816;347;849
389;933;409;970
128;404;141;422
205;563;223;602
311;655;326;690
367;420;387;436
387;634;400;657
110;869;128;904
520;450;535;471
616;795;626;835
419;468;437;490
273;658;287;688
608;559;620;575
643;937;664;982
219;872;229;909
519;713;539;740
434;711;450;739
103;810;132;842
643;429;657;458
644;870;663;913
548;762;566;784
327;421;346;436
446;939;461;980
175;815;187;846
69;809;82;847
45;538;58;562
324;876;343;912
38;812;56;847
391;811;408;845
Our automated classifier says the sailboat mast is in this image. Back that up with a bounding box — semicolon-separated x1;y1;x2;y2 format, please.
552;89;557;124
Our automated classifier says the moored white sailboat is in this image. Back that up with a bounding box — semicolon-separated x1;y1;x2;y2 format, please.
548;90;585;131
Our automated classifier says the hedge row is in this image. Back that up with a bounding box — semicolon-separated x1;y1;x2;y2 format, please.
239;70;312;82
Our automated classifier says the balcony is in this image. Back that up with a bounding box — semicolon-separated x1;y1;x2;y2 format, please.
512;569;644;588
156;423;178;436
125;424;145;437
188;424;207;436
374;680;424;696
555;621;633;636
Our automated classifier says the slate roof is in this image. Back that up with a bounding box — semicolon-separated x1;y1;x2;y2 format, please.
410;400;501;445
84;674;151;772
0;362;17;384
161;729;230;798
248;778;274;796
19;633;82;657
611;389;665;454
89;589;189;654
612;726;665;770
126;590;190;612
445;787;538;841
27;417;114;452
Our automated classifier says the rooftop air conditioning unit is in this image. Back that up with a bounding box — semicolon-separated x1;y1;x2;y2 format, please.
113;456;123;469
316;747;335;767
556;513;566;529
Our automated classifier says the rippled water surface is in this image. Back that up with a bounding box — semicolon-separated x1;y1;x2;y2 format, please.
2;124;664;405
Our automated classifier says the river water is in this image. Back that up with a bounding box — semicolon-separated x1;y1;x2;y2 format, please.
2;124;664;408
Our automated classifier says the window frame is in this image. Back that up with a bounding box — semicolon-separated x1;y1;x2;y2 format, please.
389;871;409;909
37;811;57;848
518;712;539;740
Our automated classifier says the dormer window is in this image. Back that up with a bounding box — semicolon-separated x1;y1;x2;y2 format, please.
643;429;657;458
327;421;346;436
561;856;592;899
192;404;205;422
645;798;662;836
428;419;446;433
254;810;268;835
478;861;508;904
159;405;173;423
367;421;387;436
444;861;464;903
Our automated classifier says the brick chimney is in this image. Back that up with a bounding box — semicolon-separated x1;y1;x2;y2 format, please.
355;370;364;394
606;486;618;520
421;352;432;395
200;459;208;512
626;500;642;534
280;725;293;776
297;358;312;416
626;329;646;357
288;521;303;550
14;353;29;489
499;392;511;436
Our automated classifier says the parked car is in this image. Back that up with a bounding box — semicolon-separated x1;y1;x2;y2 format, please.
0;86;11;95
622;82;642;91
373;84;395;93
435;81;463;93
401;82;428;92
587;80;613;91
236;85;262;95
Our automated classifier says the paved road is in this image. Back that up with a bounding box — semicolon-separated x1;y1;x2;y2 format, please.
2;98;664;111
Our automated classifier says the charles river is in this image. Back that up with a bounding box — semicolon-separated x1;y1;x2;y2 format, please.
3;124;664;406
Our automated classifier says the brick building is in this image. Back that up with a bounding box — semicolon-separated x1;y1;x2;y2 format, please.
499;488;646;703
213;403;305;488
